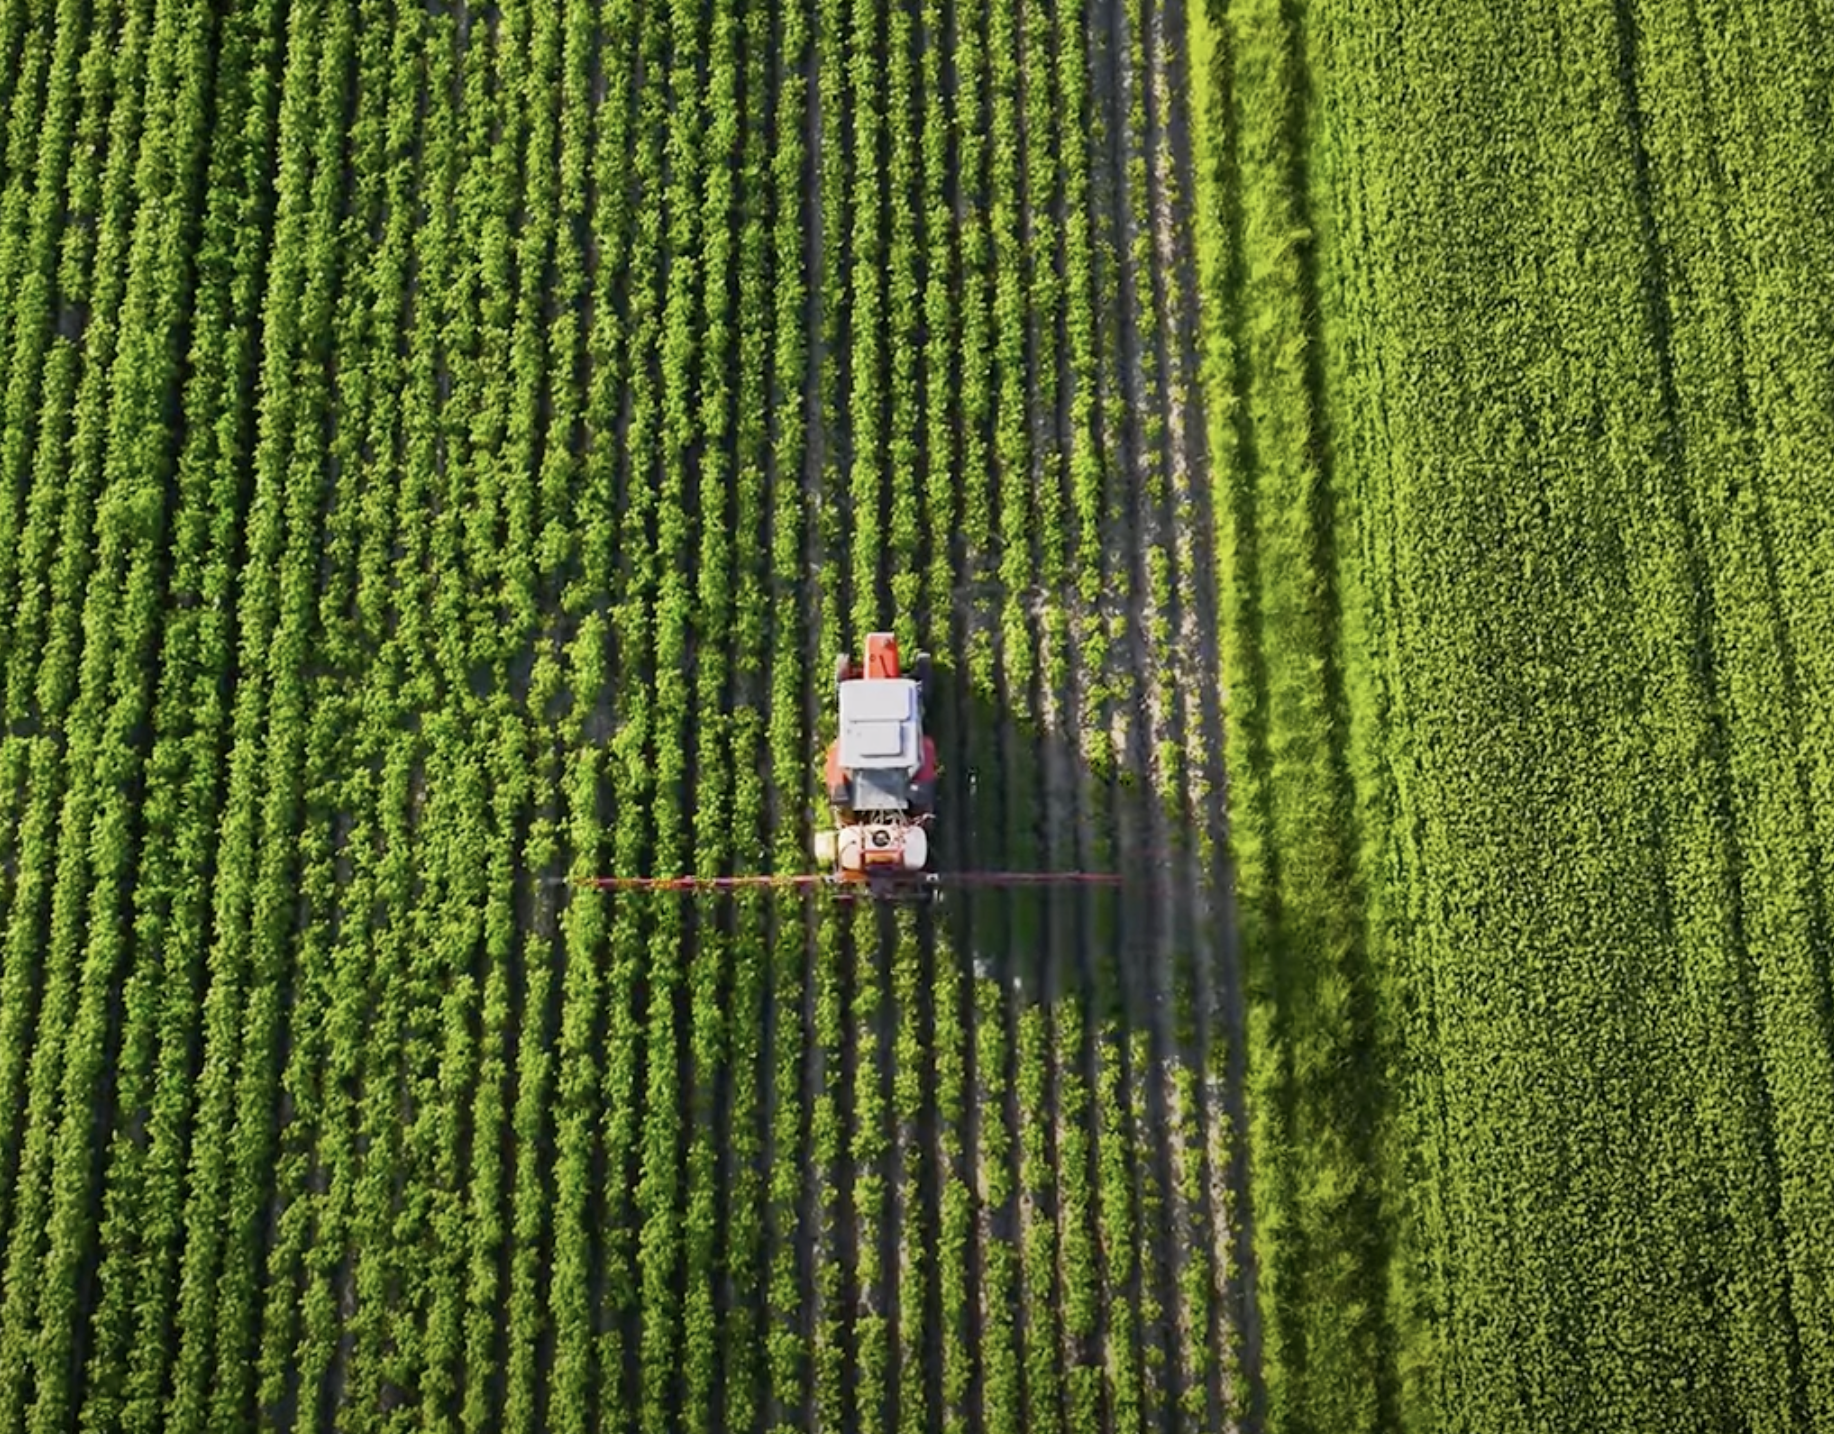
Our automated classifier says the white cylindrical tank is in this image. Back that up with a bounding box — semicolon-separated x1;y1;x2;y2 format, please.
837;824;925;874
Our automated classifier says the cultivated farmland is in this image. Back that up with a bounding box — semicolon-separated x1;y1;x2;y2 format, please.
5;0;1834;1430
0;0;1250;1429
1192;0;1834;1431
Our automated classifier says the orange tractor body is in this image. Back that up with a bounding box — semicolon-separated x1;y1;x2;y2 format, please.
814;633;938;896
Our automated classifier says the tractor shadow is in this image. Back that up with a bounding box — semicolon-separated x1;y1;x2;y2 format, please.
910;671;1238;1067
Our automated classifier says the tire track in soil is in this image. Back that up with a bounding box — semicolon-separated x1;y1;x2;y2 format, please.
920;478;962;1434
1055;595;1111;1434
1142;0;1260;1409
1122;0;1203;1411
833;892;861;1434
959;660;1004;1434
907;905;942;1434
1182;2;1271;1423
936;602;983;1434
948;552;989;1434
1137;0;1250;1421
1088;0;1186;1423
936;135;998;1415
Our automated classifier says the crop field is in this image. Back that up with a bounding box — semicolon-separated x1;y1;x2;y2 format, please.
4;0;1833;1429
0;0;1254;1429
1193;0;1834;1431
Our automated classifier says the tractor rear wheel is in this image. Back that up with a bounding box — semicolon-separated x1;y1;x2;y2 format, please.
912;651;932;709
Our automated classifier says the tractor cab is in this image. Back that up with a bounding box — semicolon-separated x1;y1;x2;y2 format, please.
815;633;938;886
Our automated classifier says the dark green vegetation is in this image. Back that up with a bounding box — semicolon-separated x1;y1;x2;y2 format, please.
1189;0;1834;1429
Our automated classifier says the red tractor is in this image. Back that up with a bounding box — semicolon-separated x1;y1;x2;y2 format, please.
813;632;939;897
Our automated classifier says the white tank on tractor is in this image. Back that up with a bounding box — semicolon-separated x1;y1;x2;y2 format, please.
814;632;938;897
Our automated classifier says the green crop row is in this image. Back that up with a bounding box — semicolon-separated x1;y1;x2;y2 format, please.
0;0;1245;1428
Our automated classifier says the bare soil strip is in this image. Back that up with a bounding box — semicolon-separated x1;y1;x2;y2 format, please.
1146;15;1255;1420
1094;0;1194;1420
1138;0;1244;1420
